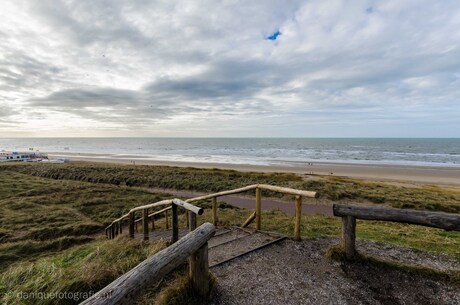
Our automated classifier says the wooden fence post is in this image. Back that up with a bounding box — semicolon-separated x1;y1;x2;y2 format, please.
294;196;302;241
165;210;169;230
342;216;356;259
186;211;189;228
189;212;197;231
172;203;179;243
189;242;210;297
212;197;218;226
143;208;149;241
129;212;135;239
119;221;122;234
256;187;261;230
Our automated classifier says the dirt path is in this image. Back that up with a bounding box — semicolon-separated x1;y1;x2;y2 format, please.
210;237;460;305
146;187;333;216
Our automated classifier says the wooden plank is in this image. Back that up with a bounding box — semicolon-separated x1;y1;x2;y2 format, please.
294;196;302;241
241;211;256;228
333;204;460;231
80;223;216;305
256;187;261;230
212;197;218;226
259;184;318;198
172;199;203;215
342;216;356;259
129;212;135;239
172;203;179;243
143;209;149;241
189;243;210;296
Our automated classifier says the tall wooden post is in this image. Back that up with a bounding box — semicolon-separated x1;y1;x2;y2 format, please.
172;203;179;243
119;221;122;234
186;211;189;228
189;212;197;231
255;187;261;230
129;212;135;239
143;208;149;241
294;196;302;241
165;210;169;230
342;216;356;259
189;243;210;297
111;224;115;239
212;197;218;226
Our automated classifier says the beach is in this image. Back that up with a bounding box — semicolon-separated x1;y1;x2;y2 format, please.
49;152;460;186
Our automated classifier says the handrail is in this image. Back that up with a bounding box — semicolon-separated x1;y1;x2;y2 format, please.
333;204;460;259
81;223;216;305
105;183;318;240
134;206;172;224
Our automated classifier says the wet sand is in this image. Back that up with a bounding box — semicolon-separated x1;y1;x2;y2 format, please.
49;152;460;186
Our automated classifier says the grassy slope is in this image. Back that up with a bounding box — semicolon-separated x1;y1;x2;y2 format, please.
0;163;459;304
2;162;460;213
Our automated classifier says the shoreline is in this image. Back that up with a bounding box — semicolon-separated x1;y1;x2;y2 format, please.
48;152;460;186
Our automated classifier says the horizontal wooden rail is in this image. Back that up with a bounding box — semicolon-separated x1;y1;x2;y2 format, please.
333;204;460;259
172;198;204;215
258;184;318;198
134;206;172;224
186;185;257;202
81;223;216;305
333;204;460;231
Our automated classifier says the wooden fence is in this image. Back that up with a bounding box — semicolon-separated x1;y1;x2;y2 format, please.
333;204;460;259
105;184;318;242
81;223;216;305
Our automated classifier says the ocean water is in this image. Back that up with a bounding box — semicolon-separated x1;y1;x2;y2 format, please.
0;138;459;167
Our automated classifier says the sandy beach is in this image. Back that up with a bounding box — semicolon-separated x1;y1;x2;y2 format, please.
49;152;460;186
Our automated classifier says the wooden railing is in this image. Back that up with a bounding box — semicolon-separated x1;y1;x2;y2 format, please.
81;223;216;305
105;184;318;242
333;204;460;259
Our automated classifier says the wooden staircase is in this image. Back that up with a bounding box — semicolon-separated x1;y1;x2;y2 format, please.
134;226;287;268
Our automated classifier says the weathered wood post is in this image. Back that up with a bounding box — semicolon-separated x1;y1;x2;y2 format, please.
212;197;218;226
342;216;356;259
129;212;135;239
255;186;261;230
294;195;302;241
189;212;197;231
165;210;169;230
143;208;149;241
115;222;119;236
189;242;210;296
172;203;179;243
119;221;122;234
111;224;115;239
186;211;189;228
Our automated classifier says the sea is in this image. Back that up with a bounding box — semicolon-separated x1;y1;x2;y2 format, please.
0;138;459;167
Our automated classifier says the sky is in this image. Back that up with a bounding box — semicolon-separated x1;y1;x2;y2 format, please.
0;0;459;138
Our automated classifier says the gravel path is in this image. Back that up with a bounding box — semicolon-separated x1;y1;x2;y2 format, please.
210;237;460;305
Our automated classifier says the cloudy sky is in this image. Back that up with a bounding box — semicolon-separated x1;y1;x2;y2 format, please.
1;0;459;137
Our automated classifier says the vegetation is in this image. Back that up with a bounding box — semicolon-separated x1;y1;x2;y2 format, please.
2;162;460;213
0;163;459;304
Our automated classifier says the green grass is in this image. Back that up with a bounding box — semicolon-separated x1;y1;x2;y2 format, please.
0;163;459;304
2;162;460;213
0;237;168;305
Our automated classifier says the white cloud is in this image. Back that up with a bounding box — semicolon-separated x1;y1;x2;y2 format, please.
0;0;459;137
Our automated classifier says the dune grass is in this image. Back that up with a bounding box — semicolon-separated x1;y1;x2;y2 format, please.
2;162;460;213
0;163;459;304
